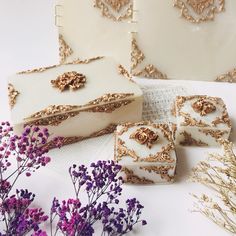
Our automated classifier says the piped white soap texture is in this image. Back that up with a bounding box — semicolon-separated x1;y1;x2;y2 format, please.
114;122;176;184
8;58;143;146
173;95;232;146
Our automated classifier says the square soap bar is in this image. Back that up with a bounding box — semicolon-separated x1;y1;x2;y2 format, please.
8;58;143;146
173;95;232;146
114;122;176;184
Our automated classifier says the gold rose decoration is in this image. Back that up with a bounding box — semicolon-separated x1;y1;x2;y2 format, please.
191;98;216;116
130;127;159;149
51;71;86;92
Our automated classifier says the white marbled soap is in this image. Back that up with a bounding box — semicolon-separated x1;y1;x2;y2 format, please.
114;122;176;184
173;95;232;146
8;58;143;146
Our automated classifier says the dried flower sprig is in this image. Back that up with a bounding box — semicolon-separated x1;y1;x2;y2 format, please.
50;160;147;236
0;122;59;235
190;139;236;234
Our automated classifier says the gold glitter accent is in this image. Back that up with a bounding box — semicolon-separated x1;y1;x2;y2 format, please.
192;99;216;116
51;71;86;92
17;57;103;75
130;127;159;149
94;0;133;21
180;131;208;146
131;35;167;79
43;124;117;149
173;0;225;24
140;166;174;182
24;93;134;126
175;96;231;128
115;122;175;163
215;68;236;83
121;167;154;184
8;83;20;109
59;34;73;64
199;129;229;141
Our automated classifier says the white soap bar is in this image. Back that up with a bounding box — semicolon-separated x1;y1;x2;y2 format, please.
132;0;236;82
56;0;132;68
173;95;232;146
114;122;176;184
8;58;143;146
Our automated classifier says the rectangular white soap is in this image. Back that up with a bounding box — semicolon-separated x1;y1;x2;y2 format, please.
8;58;143;146
114;121;176;184
173;95;232;146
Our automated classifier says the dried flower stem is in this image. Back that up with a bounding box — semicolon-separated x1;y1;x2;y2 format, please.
190;139;236;234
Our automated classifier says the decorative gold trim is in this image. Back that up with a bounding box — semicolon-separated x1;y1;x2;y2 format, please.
215;68;236;83
192;99;216;116
94;0;133;21
121;167;154;184
115;122;175;163
140;166;174;182
131;35;167;79
51;71;86;92
17;57;103;75
43;124;117;149
8;83;20;109
180;131;208;146
199;129;228;141
130;127;159;149
24;93;134;126
118;64;133;81
176;96;231;128
59;34;73;64
173;0;225;24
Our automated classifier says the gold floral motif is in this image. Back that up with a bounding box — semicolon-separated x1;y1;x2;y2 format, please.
59;34;73;64
215;68;236;83
24;93;134;126
118;64;133;81
140;166;174;182
180;111;210;127
8;83;20;109
180;131;208;146
17;57;103;75
51;71;86;92
173;0;225;24
130;127;159;149
199;129;228;141
94;0;133;21
121;167;154;184
192;98;216;116
131;35;167;80
43;124;117;149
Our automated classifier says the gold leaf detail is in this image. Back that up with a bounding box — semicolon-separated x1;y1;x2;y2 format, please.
121;167;154;184
140;166;174;182
180;131;208;146
8;84;20;109
59;34;73;64
131;35;167;79
173;0;225;24
118;64;133;81
94;0;133;21
216;68;236;83
17;57;103;75
51;71;86;92
24;93;134;126
199;129;228;141
192;98;216;116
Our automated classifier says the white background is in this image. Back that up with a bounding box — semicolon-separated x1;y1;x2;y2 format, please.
0;1;236;235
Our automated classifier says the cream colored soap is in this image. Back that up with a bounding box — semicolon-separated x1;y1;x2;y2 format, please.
8;58;143;146
173;95;232;146
114;122;176;184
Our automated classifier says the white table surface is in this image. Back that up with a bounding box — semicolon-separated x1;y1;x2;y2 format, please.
0;1;236;235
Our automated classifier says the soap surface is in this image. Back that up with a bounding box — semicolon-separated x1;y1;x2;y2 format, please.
173;95;232;146
114;121;176;184
8;58;143;146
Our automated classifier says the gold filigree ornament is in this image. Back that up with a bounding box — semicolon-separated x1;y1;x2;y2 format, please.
59;34;73;64
130;127;159;149
8;84;20;109
192;98;216;116
51;71;86;92
94;0;133;21
215;68;236;83
173;0;225;24
131;35;167;80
